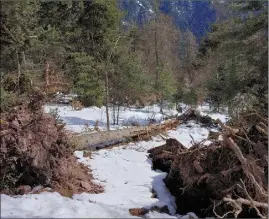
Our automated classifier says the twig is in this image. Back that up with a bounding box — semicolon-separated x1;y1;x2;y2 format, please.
213;200;234;218
189;134;196;144
216;119;239;135
224;197;268;209
162;150;172;154
238;179;266;218
198;173;212;184
222;196;243;218
234;134;256;147
255;125;268;136
220;166;242;178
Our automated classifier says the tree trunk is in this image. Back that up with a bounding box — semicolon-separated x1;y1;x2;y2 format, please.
105;71;110;131
154;12;159;90
154;0;161;110
104;36;121;131
112;104;116;125
117;105;120;125
74;119;181;150
160;99;163;114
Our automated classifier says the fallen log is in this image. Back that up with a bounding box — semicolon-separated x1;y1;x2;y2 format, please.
73;119;181;150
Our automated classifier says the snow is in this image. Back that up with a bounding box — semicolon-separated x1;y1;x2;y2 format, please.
197;104;229;123
1;192;138;218
1;140;197;218
44;102;228;133
1;103;228;218
145;211;198;219
44;104;178;133
73;140;177;215
167;121;210;148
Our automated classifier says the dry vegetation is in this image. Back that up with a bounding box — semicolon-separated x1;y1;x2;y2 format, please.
0;93;103;196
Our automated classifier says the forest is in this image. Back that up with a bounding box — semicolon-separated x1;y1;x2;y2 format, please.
0;0;268;218
1;0;267;117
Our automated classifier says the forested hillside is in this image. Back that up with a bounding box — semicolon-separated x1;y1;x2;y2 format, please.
1;0;267;117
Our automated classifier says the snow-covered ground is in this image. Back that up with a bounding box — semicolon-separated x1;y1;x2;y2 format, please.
1;103;228;218
44;104;179;133
44;103;228;133
1;138;198;218
197;104;228;123
168;122;212;148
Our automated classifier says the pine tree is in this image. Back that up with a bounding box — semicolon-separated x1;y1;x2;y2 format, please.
200;1;268;115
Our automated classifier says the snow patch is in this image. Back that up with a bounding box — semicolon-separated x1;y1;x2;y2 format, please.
2;140;191;218
167;122;210;148
44;104;178;133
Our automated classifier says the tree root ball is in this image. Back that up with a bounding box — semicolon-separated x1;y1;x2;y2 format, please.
0;101;103;195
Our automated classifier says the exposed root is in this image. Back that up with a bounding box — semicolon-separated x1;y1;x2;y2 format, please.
149;113;267;218
225;136;268;200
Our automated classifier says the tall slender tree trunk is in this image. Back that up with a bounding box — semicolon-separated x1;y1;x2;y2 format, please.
116;105;120;125
105;71;110;130
112;103;116;125
154;0;161;112
105;36;121;131
154;10;159;89
160;96;163;114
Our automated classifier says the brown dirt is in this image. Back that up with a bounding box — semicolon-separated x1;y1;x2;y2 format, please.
148;138;187;172
149;116;268;218
0;95;103;196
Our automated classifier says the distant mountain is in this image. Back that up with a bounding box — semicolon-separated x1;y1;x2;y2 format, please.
119;0;217;40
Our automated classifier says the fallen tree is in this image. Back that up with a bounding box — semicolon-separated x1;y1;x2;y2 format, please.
73;119;181;150
73;108;217;150
149;113;268;218
0;92;103;196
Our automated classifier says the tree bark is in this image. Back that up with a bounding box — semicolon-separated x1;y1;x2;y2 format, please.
74;119;181;150
105;36;121;131
105;71;110;130
112;103;116;125
154;2;159;90
116;105;120;125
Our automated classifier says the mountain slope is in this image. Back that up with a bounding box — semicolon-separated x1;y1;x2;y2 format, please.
119;0;217;40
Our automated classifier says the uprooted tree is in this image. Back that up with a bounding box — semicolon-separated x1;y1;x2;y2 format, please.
149;113;268;218
0;91;103;196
